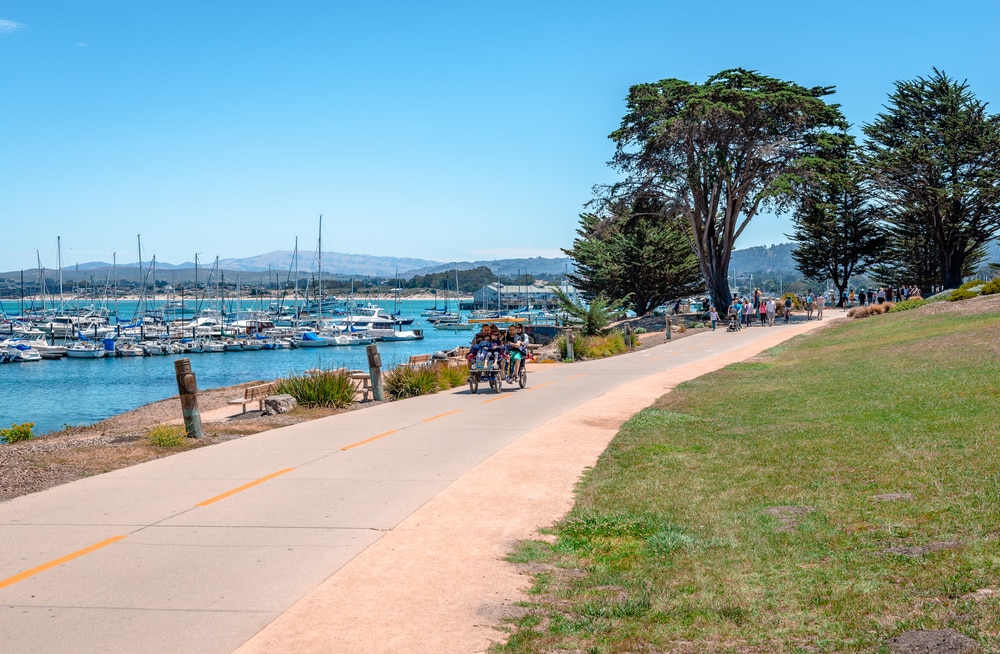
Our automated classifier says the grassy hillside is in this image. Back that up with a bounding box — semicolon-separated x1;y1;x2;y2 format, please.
497;295;1000;653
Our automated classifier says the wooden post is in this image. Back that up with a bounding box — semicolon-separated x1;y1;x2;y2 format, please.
174;358;205;438
666;316;672;340
624;322;632;349
566;331;575;360
366;343;384;401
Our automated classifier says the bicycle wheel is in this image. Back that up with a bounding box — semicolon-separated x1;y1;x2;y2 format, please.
494;373;503;393
518;366;526;388
469;371;479;394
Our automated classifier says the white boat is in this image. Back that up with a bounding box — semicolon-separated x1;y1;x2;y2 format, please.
5;340;43;362
322;333;374;346
380;328;424;341
291;331;329;347
18;332;67;359
65;341;108;359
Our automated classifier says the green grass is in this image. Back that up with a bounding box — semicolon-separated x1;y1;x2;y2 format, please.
494;305;1000;653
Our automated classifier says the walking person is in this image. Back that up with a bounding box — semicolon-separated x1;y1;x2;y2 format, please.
784;295;792;322
709;306;719;331
816;293;825;320
805;292;814;320
758;299;767;326
766;297;776;326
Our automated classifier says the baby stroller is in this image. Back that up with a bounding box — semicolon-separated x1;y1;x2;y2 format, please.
726;311;740;332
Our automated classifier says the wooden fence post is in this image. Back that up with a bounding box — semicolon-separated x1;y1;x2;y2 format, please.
366;343;384;401
174;358;205;439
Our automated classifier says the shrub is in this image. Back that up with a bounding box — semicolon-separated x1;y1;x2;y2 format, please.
959;279;985;291
890;298;928;312
384;365;440;399
979;278;1000;295
948;288;978;302
781;292;802;311
633;326;647;334
435;364;468;390
276;369;356;408
1;422;35;444
146;424;186;447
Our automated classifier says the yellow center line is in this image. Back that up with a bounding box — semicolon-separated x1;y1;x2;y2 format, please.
483;394;512;403
647;355;664;361
0;535;127;590
196;468;296;507
422;409;461;422
341;429;398;451
527;381;553;390
563;373;589;381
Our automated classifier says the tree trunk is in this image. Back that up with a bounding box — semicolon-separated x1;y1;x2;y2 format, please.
941;249;964;289
706;269;732;314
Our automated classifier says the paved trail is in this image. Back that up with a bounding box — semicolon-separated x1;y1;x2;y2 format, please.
0;317;839;653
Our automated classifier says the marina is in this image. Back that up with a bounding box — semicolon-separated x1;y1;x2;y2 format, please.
0;299;505;436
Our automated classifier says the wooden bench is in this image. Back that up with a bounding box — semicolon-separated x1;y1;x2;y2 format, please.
228;382;276;414
406;353;432;368
348;371;372;402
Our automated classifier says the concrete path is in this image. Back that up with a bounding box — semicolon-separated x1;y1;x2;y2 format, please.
0;316;840;653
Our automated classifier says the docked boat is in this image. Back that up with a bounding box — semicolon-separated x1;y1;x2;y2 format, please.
65;341;109;359
322;333;374;346
291;331;329;347
380;328;424;342
4;340;43;362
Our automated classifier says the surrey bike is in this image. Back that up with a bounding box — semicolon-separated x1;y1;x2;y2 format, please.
468;348;506;394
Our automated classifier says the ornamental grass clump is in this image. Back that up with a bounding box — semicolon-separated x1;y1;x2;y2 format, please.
557;332;628;359
0;422;35;444
435;364;468;390
848;301;895;318
383;365;440;399
276;369;356;408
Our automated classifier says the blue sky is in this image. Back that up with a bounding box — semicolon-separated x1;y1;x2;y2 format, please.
2;1;998;272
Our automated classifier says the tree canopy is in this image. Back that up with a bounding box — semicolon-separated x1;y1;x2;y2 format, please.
563;196;703;315
607;69;846;307
862;69;1000;288
783;131;883;304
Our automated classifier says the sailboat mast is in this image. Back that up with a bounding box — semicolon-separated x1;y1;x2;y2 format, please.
318;214;323;318
293;236;299;319
57;236;64;312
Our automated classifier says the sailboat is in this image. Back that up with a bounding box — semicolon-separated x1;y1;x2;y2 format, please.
432;271;472;330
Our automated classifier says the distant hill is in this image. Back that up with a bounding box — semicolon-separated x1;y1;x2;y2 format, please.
401;257;574;279
4;240;996;286
729;243;798;275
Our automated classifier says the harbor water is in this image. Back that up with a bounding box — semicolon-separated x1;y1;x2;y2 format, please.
0;299;475;436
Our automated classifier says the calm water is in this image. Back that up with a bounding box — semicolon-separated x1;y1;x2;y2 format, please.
0;299;472;435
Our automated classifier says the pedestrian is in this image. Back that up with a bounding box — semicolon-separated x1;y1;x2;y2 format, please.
743;297;753;327
784;295;792;322
709;306;719;331
849;289;855;307
758;299;767;326
816;293;825;320
805;292;814;320
766;297;776;326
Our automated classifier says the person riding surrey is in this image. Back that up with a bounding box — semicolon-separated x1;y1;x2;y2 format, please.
505;324;528;382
